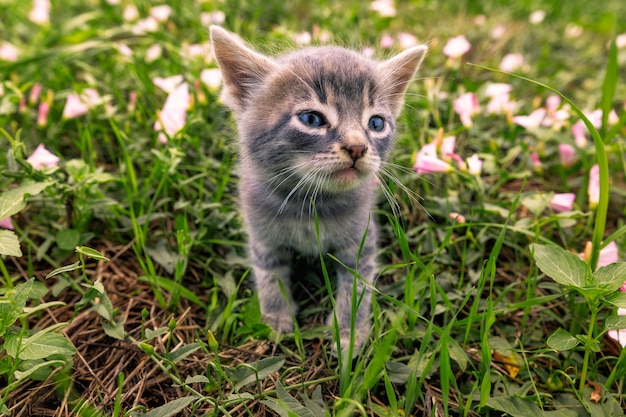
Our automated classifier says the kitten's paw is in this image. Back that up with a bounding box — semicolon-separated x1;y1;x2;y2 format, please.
326;315;371;352
262;312;294;334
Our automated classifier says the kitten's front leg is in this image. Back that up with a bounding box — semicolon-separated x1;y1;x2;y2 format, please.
330;228;377;350
250;243;297;334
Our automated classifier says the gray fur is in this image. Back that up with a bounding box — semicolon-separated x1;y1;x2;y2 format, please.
210;26;426;350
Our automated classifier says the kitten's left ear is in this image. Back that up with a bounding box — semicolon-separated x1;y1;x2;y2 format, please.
210;26;279;112
378;45;428;117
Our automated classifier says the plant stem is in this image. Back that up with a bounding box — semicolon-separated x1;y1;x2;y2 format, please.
579;305;598;395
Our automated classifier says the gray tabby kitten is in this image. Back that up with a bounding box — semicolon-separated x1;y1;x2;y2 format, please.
210;26;426;349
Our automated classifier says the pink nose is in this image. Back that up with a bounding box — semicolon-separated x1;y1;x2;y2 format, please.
344;144;367;161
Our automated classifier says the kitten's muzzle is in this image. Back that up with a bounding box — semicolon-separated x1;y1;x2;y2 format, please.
343;144;368;162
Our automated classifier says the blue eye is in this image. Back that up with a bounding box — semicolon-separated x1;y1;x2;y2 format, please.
298;111;327;128
368;115;385;131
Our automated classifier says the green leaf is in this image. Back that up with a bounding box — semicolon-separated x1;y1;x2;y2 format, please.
228;356;285;391
262;381;326;417
0;229;22;257
5;331;76;360
75;245;109;261
0;181;52;219
57;229;81;251
136;275;205;308
606;292;626;308
593;262;626;292
130;395;198;417
532;244;590;289
46;261;82;279
486;395;578;417
165;343;202;362
605;315;626;331
101;319;125;340
0;278;34;336
547;328;580;351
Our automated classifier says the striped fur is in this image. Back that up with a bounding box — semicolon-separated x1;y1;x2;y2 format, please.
210;26;426;349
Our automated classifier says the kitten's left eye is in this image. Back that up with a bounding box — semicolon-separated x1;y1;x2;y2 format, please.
368;115;385;132
298;111;328;128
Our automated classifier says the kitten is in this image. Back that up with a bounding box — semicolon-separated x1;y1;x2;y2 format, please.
210;26;426;350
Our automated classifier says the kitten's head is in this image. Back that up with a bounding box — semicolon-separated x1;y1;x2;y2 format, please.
210;26;426;193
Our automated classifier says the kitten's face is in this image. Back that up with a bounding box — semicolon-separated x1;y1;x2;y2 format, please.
210;27;427;193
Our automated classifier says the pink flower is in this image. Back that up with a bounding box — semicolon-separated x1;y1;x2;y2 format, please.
123;4;139;21
453;92;479;127
380;34;394;49
608;308;626;348
414;154;453;174
200;69;222;90
62;94;89;119
559;143;576;166
293;32;312;45
397;32;417;49
145;44;162;62
499;53;524;72
132;17;159;34
449;212;466;224
513;108;546;128
414;142;453;174
588;164;599;209
149;5;172;22
466;154;483;175
154;82;189;143
530;152;541;167
153;75;184;94
29;83;42;105
128;91;137;113
0;42;19;62
27;144;60;169
549;193;575;212
117;44;133;57
0;217;14;230
529;10;546;24
441;136;456;158
598;241;619;268
443;35;471;59
37;102;50;127
617;34;626;49
370;0;396;17
29;0;50;25
572;120;587;147
546;95;560;114
485;83;515;115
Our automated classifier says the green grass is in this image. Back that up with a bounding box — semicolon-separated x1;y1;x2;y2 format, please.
1;0;626;416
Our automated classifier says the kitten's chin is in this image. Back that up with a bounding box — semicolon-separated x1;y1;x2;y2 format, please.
330;167;365;188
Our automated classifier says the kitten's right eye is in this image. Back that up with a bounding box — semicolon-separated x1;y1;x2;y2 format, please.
298;111;327;128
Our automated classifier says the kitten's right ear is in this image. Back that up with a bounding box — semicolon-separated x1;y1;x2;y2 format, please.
210;26;278;112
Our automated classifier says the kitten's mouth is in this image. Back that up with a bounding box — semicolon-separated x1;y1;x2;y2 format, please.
332;167;360;182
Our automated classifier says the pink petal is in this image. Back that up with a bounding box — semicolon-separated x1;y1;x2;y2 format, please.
513;108;546;128
37;102;50;127
499;53;524;72
466;154;483;175
150;5;172;22
62;94;89;119
154;82;189;143
449;212;466;224
414;154;453;174
559;143;576;166
153;75;184;94
572;120;587;147
0;42;19;62
549;193;575;212
29;0;50;25
453;93;479;127
200;69;223;90
443;35;471;58
441;136;456;157
0;217;14;230
27;144;60;169
370;0;396;17
598;241;619;269
588;164;599;208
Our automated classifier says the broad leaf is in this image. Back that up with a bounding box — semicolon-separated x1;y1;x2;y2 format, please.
593;262;626;292
75;245;109;261
547;328;580;351
5;331;76;360
486;395;578;417
606;292;626;308
0;229;22;257
532;244;590;289
228;356;285;391
130;395;198;417
0;181;52;219
262;381;326;417
605;315;626;331
0;278;34;336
